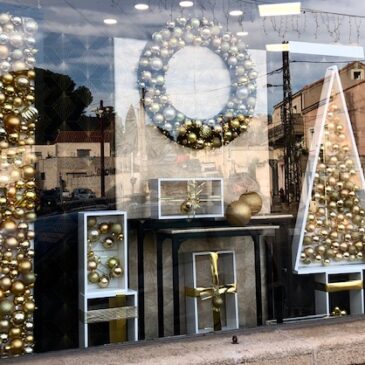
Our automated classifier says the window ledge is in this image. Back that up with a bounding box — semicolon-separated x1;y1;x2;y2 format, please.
4;317;365;365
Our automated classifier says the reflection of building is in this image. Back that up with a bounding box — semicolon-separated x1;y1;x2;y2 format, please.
35;130;115;197
269;61;365;200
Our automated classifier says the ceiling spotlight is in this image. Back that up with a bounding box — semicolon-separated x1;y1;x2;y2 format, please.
259;2;301;17
135;3;149;10
103;18;117;25
229;10;243;16
179;1;194;7
237;31;248;37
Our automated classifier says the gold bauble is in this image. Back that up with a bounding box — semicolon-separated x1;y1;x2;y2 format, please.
304;247;314;256
317;245;326;254
187;132;197;144
14;76;29;89
22;165;35;180
4;115;20;132
212;295;223;308
87;260;97;271
107;257;120;269
111;266;123;278
110;223;123;235
0;300;14;316
12;310;25;325
357;252;363;259
102;237;114;249
306;223;316;232
22;273;36;286
1;219;17;232
0;319;9;332
88;229;100;242
332;242;340;250
355;241;363;251
98;276;110;288
225;200;252;226
5;236;18;249
303;236;312;245
0;277;12;291
9;327;21;338
180;199;193;214
239;192;263;215
18;260;33;274
11;281;25;295
14;296;25;305
9;338;23;354
339;242;348;252
326;249;335;258
87;271;100;284
99;223;109;234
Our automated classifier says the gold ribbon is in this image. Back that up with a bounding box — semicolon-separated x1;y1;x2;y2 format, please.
185;252;237;331
315;279;363;293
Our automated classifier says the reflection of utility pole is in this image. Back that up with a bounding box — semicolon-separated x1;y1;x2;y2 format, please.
96;100;106;198
282;41;300;204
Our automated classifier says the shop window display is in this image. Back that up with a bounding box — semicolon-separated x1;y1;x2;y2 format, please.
0;0;364;359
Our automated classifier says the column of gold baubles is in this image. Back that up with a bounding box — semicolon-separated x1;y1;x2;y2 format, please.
0;14;38;358
301;103;365;266
86;218;124;288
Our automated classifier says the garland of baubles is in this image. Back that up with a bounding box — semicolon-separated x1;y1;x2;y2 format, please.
0;13;38;358
138;16;257;150
300;104;365;266
87;217;124;289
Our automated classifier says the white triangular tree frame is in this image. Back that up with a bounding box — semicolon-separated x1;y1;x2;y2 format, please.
293;66;365;274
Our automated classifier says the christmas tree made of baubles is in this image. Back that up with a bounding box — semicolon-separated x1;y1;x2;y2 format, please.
293;66;365;274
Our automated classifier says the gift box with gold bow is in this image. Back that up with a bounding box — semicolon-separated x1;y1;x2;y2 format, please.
184;251;238;334
150;178;224;219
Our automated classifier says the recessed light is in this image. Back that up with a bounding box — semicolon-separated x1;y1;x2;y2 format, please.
237;31;248;37
259;2;301;17
229;10;243;16
179;1;194;7
135;3;149;10
103;18;117;25
266;43;290;52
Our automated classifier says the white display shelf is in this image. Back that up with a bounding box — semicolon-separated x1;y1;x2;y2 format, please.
315;271;364;316
150;177;224;219
184;250;239;334
78;211;137;348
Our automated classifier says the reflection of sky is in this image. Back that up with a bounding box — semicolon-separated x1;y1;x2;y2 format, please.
1;0;365;115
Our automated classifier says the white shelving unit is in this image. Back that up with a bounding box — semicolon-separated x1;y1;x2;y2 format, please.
315;271;364;316
78;211;138;348
184;250;239;334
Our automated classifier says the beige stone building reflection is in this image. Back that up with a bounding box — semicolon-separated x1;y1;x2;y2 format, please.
269;61;365;204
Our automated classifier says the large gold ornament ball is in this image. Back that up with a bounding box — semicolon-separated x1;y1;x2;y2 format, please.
5;236;18;249
12;310;25;325
226;200;252;226
18;260;32;273
239;192;263;215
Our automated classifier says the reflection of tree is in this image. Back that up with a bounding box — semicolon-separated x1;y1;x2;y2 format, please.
35;68;93;144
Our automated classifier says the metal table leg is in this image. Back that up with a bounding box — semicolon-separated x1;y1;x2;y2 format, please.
156;234;164;337
137;223;145;340
252;234;263;325
172;237;181;336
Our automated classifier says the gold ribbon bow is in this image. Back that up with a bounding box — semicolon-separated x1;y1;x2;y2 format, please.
185;252;237;331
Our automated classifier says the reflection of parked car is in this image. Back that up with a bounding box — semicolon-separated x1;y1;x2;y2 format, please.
71;188;96;200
